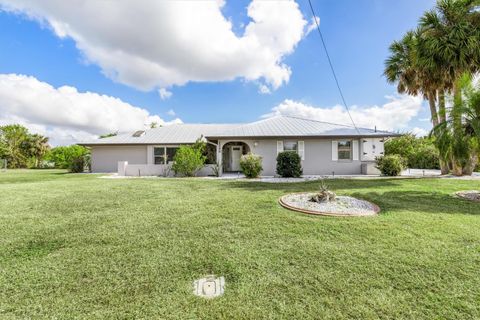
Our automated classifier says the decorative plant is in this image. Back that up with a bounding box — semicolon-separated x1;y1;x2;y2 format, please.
211;162;221;177
310;180;336;203
375;154;406;176
276;151;302;178
240;153;263;178
172;145;206;177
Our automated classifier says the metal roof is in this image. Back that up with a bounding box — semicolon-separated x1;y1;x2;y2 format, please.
207;116;397;138
79;116;399;145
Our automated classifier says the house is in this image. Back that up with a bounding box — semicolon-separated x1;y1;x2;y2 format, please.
79;115;400;176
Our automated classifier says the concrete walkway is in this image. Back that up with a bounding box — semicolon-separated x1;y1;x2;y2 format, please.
100;169;480;182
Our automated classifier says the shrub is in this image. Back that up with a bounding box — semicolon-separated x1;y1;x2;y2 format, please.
276;151;302;178
240;153;263;178
70;156;85;173
211;162;221;177
46;145;90;169
375;155;406;176
172;145;206;177
310;180;336;203
385;134;440;169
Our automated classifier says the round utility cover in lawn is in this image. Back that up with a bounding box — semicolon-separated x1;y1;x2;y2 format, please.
279;193;380;217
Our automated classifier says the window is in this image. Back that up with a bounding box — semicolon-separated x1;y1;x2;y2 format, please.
283;141;298;151
154;147;165;164
166;147;178;163
338;140;352;160
154;146;179;164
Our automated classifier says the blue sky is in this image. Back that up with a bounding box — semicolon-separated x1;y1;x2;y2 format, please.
0;0;436;145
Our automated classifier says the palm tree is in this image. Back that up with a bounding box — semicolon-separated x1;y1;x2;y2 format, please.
27;134;50;167
419;0;480;174
384;31;441;127
432;74;480;174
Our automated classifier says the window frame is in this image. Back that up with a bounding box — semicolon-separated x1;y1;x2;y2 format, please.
337;140;352;161
283;140;298;152
153;145;180;165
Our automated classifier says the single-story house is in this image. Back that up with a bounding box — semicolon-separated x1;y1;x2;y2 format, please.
79;115;400;176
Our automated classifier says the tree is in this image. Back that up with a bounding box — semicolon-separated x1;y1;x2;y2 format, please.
419;0;480;174
0;124;30;168
99;132;117;139
46;145;90;169
432;75;480;175
25;134;50;167
385;0;480;175
149;122;160;129
384;30;442;127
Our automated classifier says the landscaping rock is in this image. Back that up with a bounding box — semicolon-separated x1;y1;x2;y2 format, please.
280;193;379;216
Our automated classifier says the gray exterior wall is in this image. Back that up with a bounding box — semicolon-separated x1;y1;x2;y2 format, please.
221;138;364;176
90;137;381;175
91;145;147;173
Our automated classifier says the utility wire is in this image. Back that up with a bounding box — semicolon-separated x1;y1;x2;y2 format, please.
307;0;360;134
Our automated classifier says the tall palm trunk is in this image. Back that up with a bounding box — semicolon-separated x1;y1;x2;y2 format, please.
437;90;450;174
451;82;464;176
427;91;440;127
438;90;447;123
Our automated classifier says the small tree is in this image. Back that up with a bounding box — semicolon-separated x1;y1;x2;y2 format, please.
240;153;263;178
375;155;406;176
172;145;206;177
276;151;302;178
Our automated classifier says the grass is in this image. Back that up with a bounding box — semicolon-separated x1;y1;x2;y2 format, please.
0;170;479;319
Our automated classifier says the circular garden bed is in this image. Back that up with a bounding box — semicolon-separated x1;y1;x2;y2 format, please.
455;190;480;202
279;193;380;217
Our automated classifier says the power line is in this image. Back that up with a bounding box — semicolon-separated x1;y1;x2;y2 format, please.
307;0;360;134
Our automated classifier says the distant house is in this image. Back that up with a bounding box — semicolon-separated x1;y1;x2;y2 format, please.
79;115;399;176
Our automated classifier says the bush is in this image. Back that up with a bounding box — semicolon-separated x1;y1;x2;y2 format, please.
70;156;85;173
385;134;440;169
240;153;263;178
276;151;302;178
46;145;90;169
172;145;206;177
375;155;406;176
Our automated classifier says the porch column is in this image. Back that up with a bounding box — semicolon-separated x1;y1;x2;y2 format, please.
217;142;223;176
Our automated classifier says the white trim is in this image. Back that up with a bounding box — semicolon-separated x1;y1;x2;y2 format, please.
277;141;284;154
331;140;338;161
352;140;359;161
298;141;305;160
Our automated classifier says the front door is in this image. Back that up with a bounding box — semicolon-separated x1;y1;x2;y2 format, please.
230;146;242;171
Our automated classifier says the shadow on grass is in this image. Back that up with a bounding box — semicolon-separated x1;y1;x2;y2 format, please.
226;180;479;216
227;178;404;193
349;190;480;216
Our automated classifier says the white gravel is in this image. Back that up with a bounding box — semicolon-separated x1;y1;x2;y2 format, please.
281;193;378;216
455;190;480;202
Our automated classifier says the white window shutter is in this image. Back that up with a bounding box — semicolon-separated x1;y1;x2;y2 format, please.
352;140;359;161
298;141;305;160
332;140;338;161
277;141;284;154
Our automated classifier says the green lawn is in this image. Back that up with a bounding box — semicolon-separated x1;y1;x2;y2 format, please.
0;170;479;319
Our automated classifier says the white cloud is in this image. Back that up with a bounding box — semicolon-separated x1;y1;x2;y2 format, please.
411;127;429;137
264;95;424;131
305;16;320;35
166;109;176;117
158;88;172;100
0;74;181;146
0;0;309;92
258;84;271;94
